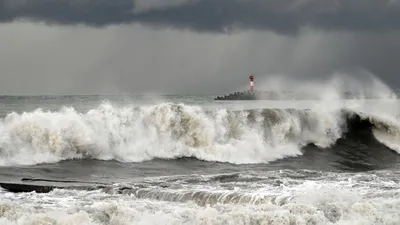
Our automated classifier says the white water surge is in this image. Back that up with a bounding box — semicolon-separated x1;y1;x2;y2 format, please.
0;171;399;225
0;101;347;166
0;100;399;166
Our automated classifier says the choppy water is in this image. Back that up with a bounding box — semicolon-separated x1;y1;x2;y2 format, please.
0;95;400;225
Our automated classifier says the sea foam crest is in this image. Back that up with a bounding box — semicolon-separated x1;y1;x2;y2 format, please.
0;102;352;166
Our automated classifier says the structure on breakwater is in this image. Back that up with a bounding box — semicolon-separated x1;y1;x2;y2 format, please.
215;75;257;100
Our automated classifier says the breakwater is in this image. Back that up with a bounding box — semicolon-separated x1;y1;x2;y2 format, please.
214;91;256;100
215;90;400;100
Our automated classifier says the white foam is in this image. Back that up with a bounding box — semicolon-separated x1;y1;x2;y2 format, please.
0;172;399;225
0;101;348;166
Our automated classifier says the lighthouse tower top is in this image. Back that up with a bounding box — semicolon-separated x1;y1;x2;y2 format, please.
249;75;254;81
249;75;255;92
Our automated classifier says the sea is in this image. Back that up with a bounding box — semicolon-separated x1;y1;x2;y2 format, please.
0;95;399;225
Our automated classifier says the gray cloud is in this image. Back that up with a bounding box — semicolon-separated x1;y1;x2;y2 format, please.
1;22;400;95
1;1;400;95
1;0;400;34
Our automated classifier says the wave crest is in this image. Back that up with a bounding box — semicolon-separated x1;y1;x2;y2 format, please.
0;102;397;166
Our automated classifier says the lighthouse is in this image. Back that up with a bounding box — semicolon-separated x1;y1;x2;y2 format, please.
249;75;255;93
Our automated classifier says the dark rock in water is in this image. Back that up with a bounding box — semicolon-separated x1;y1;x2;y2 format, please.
0;179;107;193
0;182;55;193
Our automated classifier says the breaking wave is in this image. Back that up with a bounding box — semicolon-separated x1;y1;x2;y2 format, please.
0;102;399;166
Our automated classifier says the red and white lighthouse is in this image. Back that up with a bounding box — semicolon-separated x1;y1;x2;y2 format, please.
249;75;255;93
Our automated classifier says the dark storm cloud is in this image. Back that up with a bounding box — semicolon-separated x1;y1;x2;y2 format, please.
1;0;400;34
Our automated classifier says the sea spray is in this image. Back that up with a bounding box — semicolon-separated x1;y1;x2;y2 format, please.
0;102;349;166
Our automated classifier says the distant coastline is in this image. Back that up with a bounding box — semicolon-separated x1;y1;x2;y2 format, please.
214;90;400;100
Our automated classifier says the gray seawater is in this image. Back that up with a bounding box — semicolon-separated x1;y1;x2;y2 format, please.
0;95;400;225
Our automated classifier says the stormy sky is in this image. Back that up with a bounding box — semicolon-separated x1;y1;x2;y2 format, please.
1;0;400;95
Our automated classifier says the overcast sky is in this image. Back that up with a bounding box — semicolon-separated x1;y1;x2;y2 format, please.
1;0;400;95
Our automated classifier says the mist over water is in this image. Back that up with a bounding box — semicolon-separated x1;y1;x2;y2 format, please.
251;71;398;100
